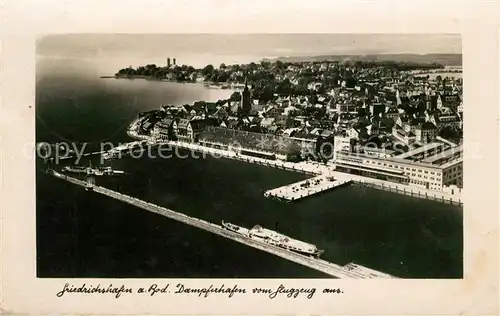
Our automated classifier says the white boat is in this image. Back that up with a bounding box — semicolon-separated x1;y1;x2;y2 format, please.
221;221;323;257
62;164;124;176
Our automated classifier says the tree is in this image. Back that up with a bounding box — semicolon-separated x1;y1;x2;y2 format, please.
219;63;226;69
308;94;318;105
259;84;275;103
216;71;230;82
230;91;242;102
357;106;368;117
313;107;327;120
345;76;357;89
248;62;257;71
275;78;292;95
317;85;326;95
202;64;215;77
126;68;136;75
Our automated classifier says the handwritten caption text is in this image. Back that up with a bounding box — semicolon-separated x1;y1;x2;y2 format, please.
56;283;344;299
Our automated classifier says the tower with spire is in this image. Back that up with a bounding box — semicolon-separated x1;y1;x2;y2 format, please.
396;89;402;106
240;76;252;116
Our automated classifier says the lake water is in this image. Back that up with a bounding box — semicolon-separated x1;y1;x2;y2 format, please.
36;57;463;278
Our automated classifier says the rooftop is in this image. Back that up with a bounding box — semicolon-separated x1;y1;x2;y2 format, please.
397;142;447;159
420;144;463;164
338;148;461;170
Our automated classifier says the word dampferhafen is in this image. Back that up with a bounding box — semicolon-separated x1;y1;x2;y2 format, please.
173;283;246;298
56;283;133;298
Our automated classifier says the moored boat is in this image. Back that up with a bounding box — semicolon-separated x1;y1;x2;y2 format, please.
221;221;323;257
61;164;125;176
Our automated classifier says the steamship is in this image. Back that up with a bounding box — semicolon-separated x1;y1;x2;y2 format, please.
221;221;324;258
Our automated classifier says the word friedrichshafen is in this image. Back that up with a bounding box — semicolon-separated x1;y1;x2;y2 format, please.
56;283;133;298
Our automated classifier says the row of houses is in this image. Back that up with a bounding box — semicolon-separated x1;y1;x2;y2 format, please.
150;114;336;161
151;117;212;143
147;110;462;190
154;101;459;154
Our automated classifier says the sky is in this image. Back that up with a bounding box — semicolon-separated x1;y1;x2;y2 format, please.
37;34;462;68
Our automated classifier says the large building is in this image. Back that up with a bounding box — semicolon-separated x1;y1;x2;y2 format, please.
334;143;463;190
198;126;305;161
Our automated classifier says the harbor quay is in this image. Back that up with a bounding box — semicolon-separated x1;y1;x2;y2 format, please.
48;170;397;279
187;143;463;205
123;129;462;206
328;168;462;206
356;181;462;206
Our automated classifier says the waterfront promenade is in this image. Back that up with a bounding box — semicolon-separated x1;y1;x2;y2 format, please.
49;170;397;279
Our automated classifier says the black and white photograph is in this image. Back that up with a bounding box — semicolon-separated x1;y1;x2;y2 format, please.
2;1;499;315
35;33;464;279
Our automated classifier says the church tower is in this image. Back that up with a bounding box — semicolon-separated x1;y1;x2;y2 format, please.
396;89;402;106
240;77;252;116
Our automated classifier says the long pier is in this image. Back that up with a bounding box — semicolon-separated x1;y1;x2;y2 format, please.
49;170;397;279
44;150;107;162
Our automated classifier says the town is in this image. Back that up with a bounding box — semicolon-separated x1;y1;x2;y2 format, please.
118;56;463;198
39;51;464;280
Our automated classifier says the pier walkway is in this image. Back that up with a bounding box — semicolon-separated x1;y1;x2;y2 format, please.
58;150;107;161
49;170;397;279
162;139;325;176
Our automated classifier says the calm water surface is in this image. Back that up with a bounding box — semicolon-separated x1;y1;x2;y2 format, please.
36;58;463;278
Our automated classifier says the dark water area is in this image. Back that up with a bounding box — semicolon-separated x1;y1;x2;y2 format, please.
36;58;463;278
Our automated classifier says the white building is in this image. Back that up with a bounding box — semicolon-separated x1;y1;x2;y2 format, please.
334;144;463;191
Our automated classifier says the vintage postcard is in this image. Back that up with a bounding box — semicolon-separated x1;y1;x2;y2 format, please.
1;0;498;315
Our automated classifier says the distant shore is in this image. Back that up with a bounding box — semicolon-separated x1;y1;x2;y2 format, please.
100;74;178;81
100;75;244;90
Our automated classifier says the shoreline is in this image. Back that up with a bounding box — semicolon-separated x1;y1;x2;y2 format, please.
101;75;244;90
